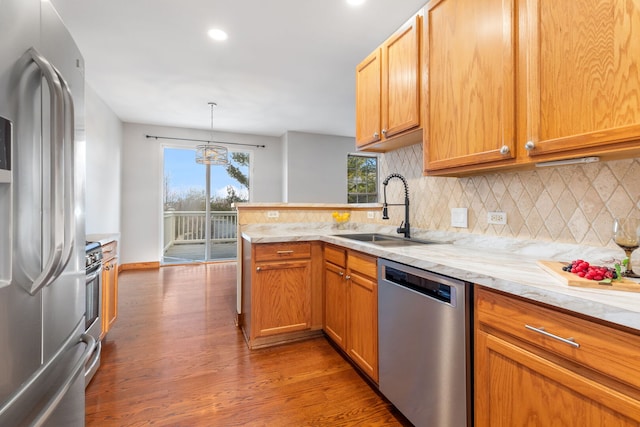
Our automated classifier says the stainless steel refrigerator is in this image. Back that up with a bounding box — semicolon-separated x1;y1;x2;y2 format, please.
0;0;94;425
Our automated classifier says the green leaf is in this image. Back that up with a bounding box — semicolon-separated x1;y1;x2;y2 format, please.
615;263;623;281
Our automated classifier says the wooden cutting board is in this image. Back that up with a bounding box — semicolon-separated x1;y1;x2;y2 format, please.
538;260;640;293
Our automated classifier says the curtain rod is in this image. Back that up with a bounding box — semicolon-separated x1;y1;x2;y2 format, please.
145;134;266;148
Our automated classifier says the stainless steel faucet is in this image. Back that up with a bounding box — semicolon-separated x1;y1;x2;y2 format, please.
382;173;410;238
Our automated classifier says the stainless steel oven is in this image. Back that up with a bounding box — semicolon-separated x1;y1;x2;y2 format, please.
85;242;103;386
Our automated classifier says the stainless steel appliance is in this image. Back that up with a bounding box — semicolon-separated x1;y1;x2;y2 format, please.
0;1;95;425
378;259;472;427
84;242;103;386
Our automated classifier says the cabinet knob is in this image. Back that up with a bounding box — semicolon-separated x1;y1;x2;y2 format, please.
338;271;344;277
345;275;351;280
373;132;379;139
381;128;387;135
256;267;261;272
499;145;510;155
525;141;535;151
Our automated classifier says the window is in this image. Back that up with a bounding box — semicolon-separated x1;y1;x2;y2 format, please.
347;154;378;203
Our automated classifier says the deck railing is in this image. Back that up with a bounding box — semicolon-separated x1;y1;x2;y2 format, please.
163;210;237;251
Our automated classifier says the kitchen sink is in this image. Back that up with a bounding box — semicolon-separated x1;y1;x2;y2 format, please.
334;233;440;247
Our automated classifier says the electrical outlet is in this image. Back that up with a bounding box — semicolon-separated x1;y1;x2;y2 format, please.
451;208;468;228
367;211;375;219
487;211;507;225
267;211;279;218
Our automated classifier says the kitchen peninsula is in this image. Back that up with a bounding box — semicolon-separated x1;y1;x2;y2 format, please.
236;204;640;330
236;203;640;426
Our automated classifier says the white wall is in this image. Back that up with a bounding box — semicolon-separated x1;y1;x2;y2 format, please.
85;84;123;234
120;123;282;264
282;131;354;203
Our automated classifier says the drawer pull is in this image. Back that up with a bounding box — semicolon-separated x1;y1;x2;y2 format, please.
276;250;294;255
525;325;580;348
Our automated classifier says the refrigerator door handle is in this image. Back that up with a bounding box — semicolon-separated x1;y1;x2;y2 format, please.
52;68;76;277
19;47;67;295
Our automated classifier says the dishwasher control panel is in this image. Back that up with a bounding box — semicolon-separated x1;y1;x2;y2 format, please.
383;265;454;304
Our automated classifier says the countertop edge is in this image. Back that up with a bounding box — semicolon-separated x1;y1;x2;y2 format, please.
86;233;120;247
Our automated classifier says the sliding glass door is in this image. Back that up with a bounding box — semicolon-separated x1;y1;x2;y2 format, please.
162;147;250;264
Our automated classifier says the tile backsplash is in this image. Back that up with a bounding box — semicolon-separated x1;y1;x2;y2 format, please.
380;144;640;248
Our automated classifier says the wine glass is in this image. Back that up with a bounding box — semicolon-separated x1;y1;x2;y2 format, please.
613;217;640;278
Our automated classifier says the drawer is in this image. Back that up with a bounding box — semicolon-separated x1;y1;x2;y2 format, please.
254;242;311;262
324;244;346;268
476;287;640;390
101;241;117;263
347;251;377;279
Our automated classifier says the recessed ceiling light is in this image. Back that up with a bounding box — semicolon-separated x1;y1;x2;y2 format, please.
347;0;366;6
208;28;228;41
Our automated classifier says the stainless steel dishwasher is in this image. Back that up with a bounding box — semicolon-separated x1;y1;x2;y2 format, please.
378;258;472;427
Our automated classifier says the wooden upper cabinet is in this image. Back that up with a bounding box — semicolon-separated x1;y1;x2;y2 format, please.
424;0;516;173
356;13;422;152
519;0;640;161
356;49;382;147
382;14;421;139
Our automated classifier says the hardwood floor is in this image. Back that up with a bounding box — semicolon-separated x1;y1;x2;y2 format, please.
86;263;410;426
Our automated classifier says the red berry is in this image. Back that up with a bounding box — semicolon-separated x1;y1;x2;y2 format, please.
593;275;603;281
577;271;586;277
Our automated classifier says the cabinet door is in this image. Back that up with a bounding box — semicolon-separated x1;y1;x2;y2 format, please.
356;49;382;147
106;259;118;331
324;262;347;349
101;260;118;337
382;14;421;139
253;260;311;338
520;0;640;160
424;0;516;172
475;330;640;426
347;271;378;382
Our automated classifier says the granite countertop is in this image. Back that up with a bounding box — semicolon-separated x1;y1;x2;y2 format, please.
241;223;640;333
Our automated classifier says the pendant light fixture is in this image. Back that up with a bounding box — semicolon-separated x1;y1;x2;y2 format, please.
195;102;228;165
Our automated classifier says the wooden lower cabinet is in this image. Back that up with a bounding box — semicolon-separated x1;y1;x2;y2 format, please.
475;286;640;426
241;240;323;349
254;258;311;337
101;240;118;339
324;259;347;348
323;245;378;382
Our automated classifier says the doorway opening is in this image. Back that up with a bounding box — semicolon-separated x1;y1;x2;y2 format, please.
162;147;250;264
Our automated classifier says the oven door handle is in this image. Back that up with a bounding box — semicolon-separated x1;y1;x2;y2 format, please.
86;266;103;284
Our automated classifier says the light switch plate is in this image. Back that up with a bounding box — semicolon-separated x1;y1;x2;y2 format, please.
451;208;468;228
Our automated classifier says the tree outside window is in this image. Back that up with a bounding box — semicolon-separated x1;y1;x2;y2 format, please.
347;154;378;203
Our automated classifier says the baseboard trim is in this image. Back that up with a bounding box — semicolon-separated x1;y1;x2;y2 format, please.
120;261;161;271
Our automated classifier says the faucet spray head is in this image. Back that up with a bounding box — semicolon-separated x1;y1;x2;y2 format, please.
382;204;389;220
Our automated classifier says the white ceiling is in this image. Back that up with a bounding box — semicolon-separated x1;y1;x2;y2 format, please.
49;0;426;138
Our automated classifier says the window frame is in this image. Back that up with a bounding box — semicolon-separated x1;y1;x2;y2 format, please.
347;153;379;204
